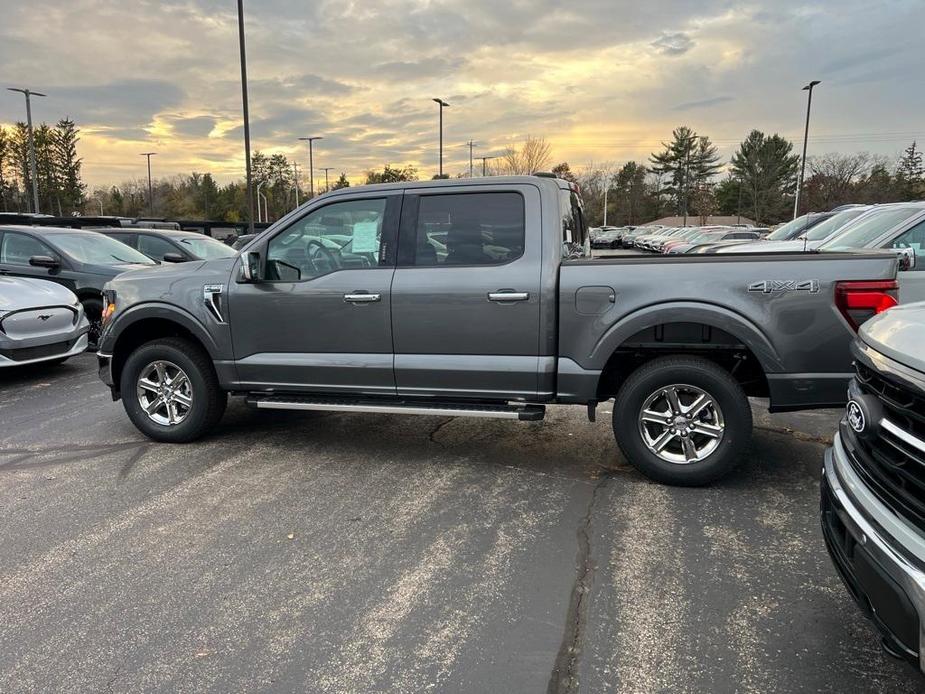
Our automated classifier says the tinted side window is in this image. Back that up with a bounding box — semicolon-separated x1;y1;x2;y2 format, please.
0;232;51;265
138;234;178;260
891;219;925;271
266;198;387;281
414;192;524;266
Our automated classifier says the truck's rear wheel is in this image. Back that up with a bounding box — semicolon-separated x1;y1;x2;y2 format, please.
119;337;227;443
613;356;751;485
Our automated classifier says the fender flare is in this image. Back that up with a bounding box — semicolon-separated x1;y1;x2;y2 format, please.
107;302;222;359
588;301;786;374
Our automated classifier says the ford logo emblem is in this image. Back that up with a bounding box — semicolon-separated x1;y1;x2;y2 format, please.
847;400;866;434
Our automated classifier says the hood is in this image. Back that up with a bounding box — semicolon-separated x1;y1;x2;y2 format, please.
108;259;207;283
860;302;925;374
0;276;78;312
84;262;159;277
714;240;811;254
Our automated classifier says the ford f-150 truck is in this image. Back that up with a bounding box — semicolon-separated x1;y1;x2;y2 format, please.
97;175;901;485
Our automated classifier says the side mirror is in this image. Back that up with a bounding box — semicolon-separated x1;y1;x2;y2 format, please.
895;247;916;271
240;250;262;282
29;255;59;269
162;252;186;263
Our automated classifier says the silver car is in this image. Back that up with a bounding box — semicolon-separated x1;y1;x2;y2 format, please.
0;277;90;367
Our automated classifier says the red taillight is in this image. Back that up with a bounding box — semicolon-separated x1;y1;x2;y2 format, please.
834;280;898;331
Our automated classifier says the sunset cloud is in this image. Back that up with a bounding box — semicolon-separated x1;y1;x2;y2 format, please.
1;0;923;187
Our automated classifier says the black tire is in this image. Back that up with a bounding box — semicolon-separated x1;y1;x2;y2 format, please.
613;356;752;486
119;337;227;443
81;297;103;350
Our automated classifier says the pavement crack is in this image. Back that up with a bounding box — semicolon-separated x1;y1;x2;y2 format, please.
547;473;611;694
753;425;833;445
427;417;454;445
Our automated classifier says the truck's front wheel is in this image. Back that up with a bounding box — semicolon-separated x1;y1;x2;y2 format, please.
613;356;751;486
119;337;227;443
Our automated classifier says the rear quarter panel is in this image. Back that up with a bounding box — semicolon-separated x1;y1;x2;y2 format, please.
558;253;898;406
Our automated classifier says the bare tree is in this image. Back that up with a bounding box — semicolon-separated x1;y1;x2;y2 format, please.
501;136;552;175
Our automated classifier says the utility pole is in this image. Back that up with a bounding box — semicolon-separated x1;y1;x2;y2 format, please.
793;80;821;219
293;162;300;207
140;152;157;215
603;183;609;226
6;87;46;214
236;0;255;234
320;167;334;193
467;140;476;177
479;155;496;176
736;175;743;225
432;98;449;177
298;136;322;197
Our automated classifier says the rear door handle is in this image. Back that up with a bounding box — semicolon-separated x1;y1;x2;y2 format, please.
344;292;381;303
488;291;529;302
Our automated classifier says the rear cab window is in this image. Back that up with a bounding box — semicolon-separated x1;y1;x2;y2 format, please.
411;192;525;266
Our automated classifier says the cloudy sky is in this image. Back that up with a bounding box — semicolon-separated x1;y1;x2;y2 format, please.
1;0;923;188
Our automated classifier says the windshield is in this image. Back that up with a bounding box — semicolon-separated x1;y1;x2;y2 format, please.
46;232;155;265
179;236;237;259
766;214;818;241
821;206;923;250
802;208;868;241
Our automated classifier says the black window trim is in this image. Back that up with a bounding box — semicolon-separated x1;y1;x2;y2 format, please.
257;194;401;284
396;190;528;269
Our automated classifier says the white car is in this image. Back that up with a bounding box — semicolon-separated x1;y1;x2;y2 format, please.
0;277;90;367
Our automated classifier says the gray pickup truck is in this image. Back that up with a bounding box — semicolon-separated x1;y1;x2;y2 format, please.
97;175;900;485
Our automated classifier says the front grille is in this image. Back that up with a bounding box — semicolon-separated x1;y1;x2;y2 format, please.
0;340;73;362
845;360;925;532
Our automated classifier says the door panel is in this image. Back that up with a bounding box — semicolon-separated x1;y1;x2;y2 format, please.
391;185;543;400
228;193;400;395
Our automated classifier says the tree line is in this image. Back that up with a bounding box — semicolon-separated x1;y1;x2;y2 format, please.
0;119;85;214
3;117;923;226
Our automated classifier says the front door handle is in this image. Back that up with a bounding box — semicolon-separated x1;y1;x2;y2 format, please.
488;291;529;302
344;292;381;303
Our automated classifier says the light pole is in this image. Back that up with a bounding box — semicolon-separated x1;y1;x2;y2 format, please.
255;181;264;223
794;80;821;219
603;180;609;226
236;0;255;234
432;98;449;177
140;152;156;215
298;136;322;197
479;155;496;176
7;87;46;214
467;140;476;177
320;167;334;193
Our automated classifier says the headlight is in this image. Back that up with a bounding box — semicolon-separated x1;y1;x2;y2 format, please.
101;289;117;325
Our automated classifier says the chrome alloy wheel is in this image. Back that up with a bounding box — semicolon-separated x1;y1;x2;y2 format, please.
136;360;193;426
638;384;725;464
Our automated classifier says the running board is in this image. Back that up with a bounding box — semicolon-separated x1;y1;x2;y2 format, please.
246;395;546;421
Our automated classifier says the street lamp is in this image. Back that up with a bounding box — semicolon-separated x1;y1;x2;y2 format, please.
479;155;496;176
6;87;46;214
236;0;255;234
467;140;476;177
319;167;334;193
793;80;821;219
140;152;157;215
298;136;323;197
432;98;450;177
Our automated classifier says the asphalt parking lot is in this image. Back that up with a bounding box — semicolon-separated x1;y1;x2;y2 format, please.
0;354;920;693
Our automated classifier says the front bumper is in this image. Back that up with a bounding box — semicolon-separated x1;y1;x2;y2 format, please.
0;333;88;368
822;435;925;671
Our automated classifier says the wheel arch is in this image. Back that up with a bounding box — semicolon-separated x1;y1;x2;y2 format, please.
592;302;781;401
107;304;219;392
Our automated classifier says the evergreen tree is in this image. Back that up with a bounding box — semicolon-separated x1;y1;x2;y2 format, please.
53;118;85;213
649;126;722;218
332;172;350;190
729;130;800;224
896;141;924;200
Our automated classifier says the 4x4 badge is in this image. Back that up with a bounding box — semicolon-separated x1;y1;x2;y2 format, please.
748;280;819;294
